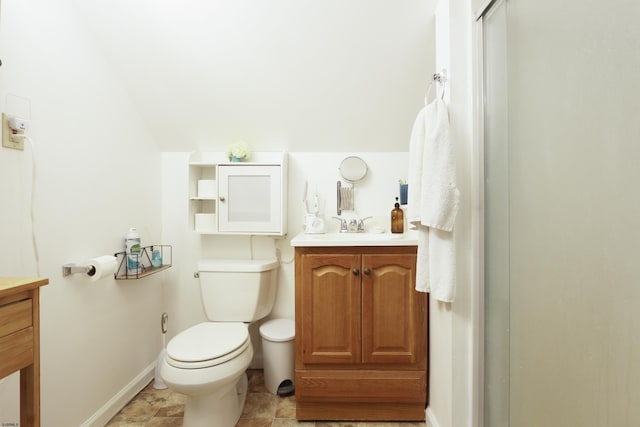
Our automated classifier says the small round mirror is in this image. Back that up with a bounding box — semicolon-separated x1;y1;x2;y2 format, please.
339;156;368;183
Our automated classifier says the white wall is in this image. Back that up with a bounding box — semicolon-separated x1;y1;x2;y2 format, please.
0;1;163;426
75;0;436;153
427;0;476;427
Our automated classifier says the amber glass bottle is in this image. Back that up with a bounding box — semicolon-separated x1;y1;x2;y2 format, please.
391;197;404;233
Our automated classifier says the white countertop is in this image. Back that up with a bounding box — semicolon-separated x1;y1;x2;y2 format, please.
290;230;418;247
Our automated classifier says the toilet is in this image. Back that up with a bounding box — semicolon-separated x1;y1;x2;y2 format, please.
160;259;279;427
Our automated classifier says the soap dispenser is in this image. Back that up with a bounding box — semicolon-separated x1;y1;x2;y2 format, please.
391;197;404;234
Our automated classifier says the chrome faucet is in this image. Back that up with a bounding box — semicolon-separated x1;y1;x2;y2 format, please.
332;217;349;233
333;216;373;233
357;217;372;233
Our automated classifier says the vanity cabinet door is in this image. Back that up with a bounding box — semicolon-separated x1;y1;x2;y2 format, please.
298;253;361;365
297;248;425;366
217;165;283;234
362;253;426;365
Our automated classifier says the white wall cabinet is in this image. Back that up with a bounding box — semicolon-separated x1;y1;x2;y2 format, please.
188;152;287;236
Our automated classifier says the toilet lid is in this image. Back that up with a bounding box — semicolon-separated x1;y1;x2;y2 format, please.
166;322;249;367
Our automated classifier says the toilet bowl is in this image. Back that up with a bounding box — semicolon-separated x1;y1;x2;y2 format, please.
161;323;253;427
160;259;279;427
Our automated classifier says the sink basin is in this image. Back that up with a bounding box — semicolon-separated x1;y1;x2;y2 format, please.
290;231;418;247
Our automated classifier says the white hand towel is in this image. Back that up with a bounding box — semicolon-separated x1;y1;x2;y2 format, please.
415;226;457;301
407;99;459;302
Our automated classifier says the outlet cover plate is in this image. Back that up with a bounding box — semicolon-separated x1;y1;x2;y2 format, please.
2;113;25;151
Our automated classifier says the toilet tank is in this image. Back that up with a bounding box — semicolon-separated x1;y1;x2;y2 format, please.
198;259;279;322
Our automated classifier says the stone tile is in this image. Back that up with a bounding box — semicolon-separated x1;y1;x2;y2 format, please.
134;391;173;408
114;397;159;420
275;395;296;419
104;420;146;427
146;417;183;427
107;373;426;427
316;423;359;427
247;369;270;393
241;391;279;419
272;419;316;427
236;418;273;427
155;404;185;418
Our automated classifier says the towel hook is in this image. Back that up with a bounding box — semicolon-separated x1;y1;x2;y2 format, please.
433;72;447;100
424;71;448;104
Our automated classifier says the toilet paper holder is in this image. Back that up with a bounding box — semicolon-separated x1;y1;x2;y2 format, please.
62;263;96;277
62;255;117;280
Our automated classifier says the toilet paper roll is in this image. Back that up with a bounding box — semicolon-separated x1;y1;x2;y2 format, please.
83;255;118;282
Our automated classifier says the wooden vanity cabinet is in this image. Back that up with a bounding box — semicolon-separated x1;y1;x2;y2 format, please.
0;277;48;427
294;246;428;421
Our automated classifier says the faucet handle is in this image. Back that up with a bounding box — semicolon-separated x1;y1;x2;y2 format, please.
332;216;348;233
357;216;373;232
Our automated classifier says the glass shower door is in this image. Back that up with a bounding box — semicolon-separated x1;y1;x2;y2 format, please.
481;1;510;426
481;0;640;426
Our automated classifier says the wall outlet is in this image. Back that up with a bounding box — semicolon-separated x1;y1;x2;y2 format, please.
2;113;25;151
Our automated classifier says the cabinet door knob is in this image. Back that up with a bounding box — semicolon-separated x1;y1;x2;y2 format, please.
363;268;371;275
219;196;226;202
352;268;360;276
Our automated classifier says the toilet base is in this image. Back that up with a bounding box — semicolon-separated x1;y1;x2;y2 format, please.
183;373;248;427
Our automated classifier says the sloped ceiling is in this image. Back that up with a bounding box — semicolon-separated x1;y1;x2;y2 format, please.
74;0;436;152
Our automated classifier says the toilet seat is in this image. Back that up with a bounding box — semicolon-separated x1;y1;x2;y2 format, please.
166;322;250;369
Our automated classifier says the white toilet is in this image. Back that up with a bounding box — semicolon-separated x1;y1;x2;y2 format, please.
160;258;279;427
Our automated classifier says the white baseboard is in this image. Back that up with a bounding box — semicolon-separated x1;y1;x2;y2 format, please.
426;406;442;427
80;362;155;427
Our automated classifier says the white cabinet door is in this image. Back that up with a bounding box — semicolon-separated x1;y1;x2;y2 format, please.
218;165;283;234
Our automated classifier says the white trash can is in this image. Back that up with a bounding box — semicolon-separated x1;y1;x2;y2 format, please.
259;318;295;395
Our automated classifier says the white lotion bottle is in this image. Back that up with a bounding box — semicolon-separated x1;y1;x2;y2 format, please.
125;227;142;275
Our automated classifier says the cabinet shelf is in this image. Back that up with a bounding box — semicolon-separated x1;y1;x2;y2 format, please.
113;245;172;280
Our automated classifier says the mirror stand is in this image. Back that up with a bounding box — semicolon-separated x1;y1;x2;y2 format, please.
336;156;368;216
336;181;355;215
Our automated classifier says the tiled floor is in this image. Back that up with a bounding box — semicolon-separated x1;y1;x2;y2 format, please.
106;370;427;427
